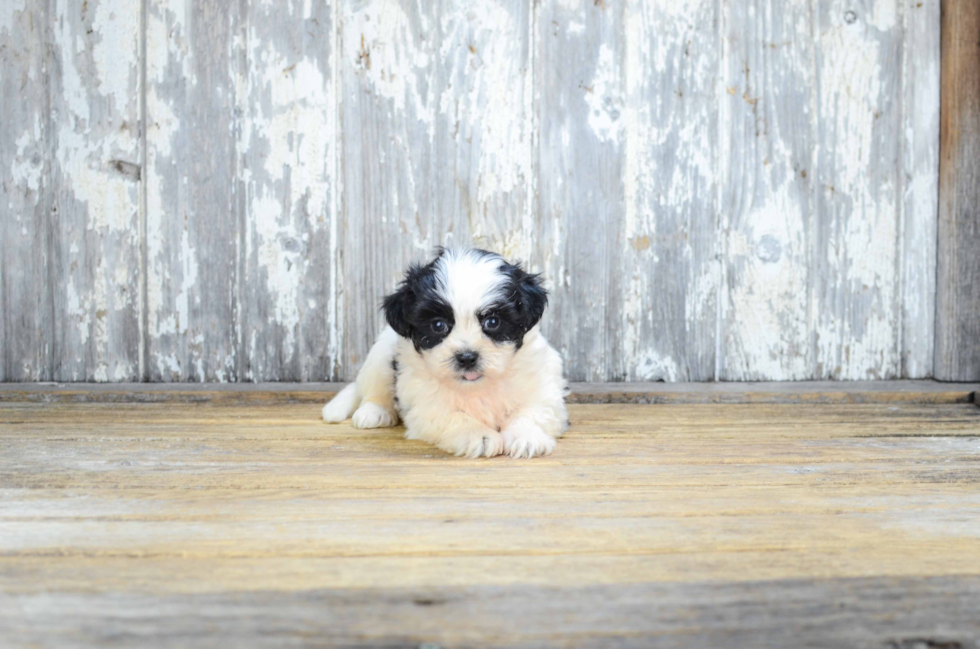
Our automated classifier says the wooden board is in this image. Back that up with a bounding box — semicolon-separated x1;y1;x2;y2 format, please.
2;577;978;648
1;0;143;381
240;0;339;383
534;0;628;382
0;380;977;405
1;0;945;383
1;400;980;645
935;0;980;381
0;1;51;381
144;0;242;381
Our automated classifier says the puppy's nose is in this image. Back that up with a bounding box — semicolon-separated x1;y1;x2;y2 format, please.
454;350;479;369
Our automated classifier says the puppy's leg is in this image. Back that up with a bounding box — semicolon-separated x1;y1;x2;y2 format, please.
321;327;401;428
501;406;566;458
322;383;361;423
403;409;504;458
351;326;401;429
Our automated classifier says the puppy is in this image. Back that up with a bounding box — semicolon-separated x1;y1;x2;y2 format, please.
322;247;569;458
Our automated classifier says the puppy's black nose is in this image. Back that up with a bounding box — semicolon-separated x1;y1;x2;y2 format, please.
454;350;479;370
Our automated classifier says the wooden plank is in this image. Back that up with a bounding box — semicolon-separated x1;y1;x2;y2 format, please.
620;0;719;381
2;576;979;648
240;0;339;382
534;0;626;381
1;0;142;382
901;0;940;378
0;380;977;404
935;0;980;380
1;401;980;645
144;0;242;381
0;0;52;381
47;0;143;382
812;0;907;379
339;0;532;373
719;0;815;380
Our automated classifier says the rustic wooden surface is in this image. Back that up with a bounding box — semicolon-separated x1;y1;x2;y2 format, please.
2;399;980;646
0;380;977;405
935;0;980;381
1;1;943;382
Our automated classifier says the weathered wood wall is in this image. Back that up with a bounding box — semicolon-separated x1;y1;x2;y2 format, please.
1;0;942;382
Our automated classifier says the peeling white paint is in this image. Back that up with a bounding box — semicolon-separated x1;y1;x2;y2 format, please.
634;350;680;382
345;0;432;120
10;125;42;193
814;1;900;379
726;180;810;380
585;44;623;144
91;0;139;113
243;26;334;365
175;227;198;334
867;0;899;31
1;0;29;33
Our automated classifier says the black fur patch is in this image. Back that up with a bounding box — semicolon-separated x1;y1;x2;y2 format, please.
382;259;455;352
483;260;548;349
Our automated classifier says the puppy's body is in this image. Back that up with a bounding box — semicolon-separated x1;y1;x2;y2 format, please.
323;248;568;458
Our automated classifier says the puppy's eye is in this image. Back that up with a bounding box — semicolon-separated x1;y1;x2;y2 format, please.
431;320;448;334
483;316;500;332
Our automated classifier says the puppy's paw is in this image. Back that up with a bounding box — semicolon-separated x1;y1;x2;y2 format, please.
351;402;399;429
502;422;556;459
443;430;504;459
322;401;351;423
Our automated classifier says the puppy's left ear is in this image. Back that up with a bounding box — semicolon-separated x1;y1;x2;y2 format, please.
513;267;548;332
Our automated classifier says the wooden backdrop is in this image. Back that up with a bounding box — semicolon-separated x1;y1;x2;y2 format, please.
1;0;942;382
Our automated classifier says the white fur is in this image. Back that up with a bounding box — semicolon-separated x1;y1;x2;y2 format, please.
322;250;569;458
321;383;359;423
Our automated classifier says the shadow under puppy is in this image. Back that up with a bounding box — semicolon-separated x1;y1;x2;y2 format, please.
323;247;569;458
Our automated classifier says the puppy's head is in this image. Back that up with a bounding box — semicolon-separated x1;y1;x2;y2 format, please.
383;248;547;385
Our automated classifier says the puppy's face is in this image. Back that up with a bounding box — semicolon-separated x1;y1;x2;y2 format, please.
383;248;547;385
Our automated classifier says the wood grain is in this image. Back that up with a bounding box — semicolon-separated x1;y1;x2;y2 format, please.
621;0;720;381
144;0;242;381
902;0;940;378
1;0;143;381
812;0;896;380
1;400;979;646
720;0;814;380
2;577;978;648
534;0;626;382
935;0;980;381
240;0;339;382
1;0;52;381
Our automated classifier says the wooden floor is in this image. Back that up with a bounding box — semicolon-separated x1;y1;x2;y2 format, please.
2;385;980;647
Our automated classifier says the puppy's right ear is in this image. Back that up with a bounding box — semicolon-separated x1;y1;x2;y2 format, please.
382;265;419;338
382;285;413;338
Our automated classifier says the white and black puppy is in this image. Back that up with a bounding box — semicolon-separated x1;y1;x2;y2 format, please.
322;247;568;458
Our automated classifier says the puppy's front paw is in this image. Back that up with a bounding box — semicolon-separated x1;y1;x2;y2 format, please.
352;402;399;429
442;430;504;458
322;401;350;423
502;422;556;458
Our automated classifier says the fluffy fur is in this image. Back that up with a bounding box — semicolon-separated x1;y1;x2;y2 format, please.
322;248;569;458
